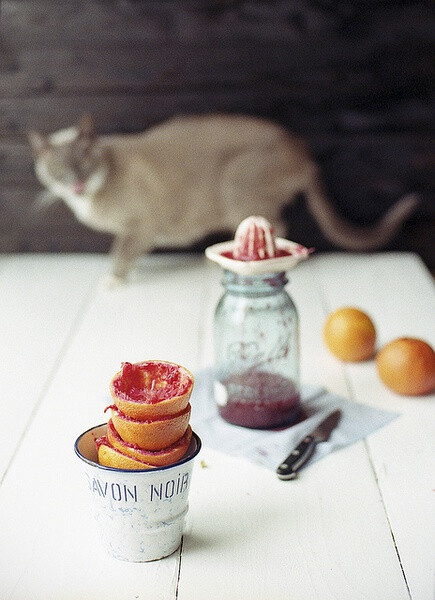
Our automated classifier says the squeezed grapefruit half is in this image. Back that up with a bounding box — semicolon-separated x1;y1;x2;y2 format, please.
110;403;191;451
110;360;194;420
106;420;193;466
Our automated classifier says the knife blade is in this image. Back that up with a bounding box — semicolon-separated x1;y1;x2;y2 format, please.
276;409;341;480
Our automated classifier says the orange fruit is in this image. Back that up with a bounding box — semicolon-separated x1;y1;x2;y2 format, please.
106;419;193;466
97;438;158;470
110;404;191;451
323;307;376;362
376;337;435;396
110;360;194;420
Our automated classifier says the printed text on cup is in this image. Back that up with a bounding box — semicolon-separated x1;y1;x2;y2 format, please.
87;472;190;503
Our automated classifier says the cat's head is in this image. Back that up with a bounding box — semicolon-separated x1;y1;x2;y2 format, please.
28;114;107;196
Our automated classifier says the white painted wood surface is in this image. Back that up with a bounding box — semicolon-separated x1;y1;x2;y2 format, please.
0;252;433;600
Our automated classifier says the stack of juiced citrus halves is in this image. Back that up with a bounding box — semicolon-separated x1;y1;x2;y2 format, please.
97;361;193;469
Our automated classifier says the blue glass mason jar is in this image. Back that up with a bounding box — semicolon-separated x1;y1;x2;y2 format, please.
213;270;301;429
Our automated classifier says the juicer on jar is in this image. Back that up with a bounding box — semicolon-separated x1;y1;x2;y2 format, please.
206;216;312;429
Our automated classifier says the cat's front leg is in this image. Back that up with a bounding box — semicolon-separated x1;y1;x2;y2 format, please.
108;230;151;285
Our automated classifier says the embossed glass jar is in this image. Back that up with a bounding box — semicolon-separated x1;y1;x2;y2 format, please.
213;270;301;429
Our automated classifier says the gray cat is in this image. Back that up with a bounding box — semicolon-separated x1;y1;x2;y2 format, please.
29;113;417;283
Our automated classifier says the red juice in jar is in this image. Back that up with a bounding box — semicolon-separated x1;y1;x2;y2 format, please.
217;370;300;429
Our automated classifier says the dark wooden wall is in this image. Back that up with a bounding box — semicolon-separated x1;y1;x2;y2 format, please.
0;1;434;267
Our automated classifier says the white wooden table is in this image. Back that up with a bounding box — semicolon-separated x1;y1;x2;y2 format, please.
0;252;433;600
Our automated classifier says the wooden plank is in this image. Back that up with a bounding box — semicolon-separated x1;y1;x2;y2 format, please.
0;90;301;135
178;254;410;599
0;252;430;598
2;0;432;48
0;254;106;483
0;44;397;99
0;38;17;71
0;253;207;599
0;184;113;252
1;87;432;139
182;444;409;600
0;139;35;183
309;252;435;600
1;0;431;104
1;38;430;102
1;0;176;47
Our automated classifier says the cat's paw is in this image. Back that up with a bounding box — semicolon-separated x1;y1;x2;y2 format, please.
103;273;127;289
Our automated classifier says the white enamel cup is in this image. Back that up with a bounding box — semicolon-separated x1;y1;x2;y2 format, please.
74;423;201;562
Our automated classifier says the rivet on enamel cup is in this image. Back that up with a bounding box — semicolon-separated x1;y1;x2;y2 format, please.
74;423;201;562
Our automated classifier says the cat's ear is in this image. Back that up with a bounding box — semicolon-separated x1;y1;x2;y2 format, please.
28;130;49;155
78;113;95;140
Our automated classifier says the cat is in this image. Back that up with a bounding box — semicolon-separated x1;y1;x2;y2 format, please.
28;113;418;283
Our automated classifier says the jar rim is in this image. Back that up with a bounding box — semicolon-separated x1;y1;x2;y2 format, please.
222;270;288;292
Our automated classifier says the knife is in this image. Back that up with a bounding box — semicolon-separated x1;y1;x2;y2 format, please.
276;409;341;480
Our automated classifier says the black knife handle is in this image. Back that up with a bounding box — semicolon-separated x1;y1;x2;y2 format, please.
276;435;316;480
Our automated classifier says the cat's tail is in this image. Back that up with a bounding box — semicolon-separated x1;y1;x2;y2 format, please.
305;174;419;251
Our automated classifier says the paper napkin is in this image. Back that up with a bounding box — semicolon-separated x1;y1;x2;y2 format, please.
190;368;398;472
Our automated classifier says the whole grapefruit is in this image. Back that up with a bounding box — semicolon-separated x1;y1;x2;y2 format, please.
323;307;376;362
376;338;435;396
